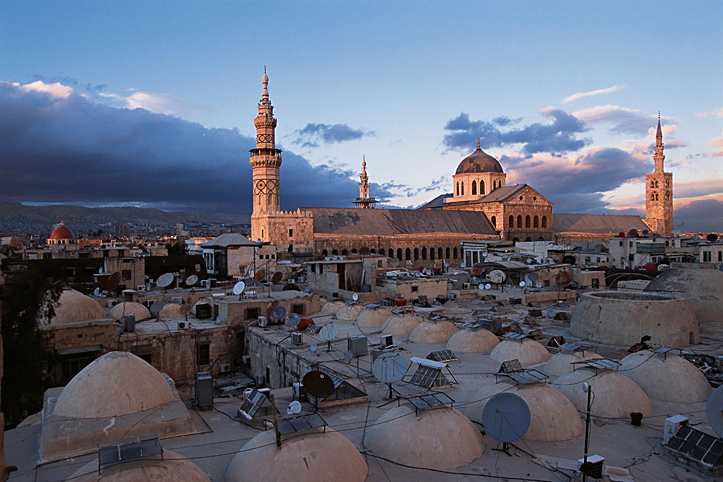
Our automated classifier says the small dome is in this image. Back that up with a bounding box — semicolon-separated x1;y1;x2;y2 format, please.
158;303;182;321
364;404;485;469
409;321;458;344
50;224;74;240
619;351;712;403
335;303;365;321
552;369;652;418
466;381;583;442
54;352;176;419
66;450;210;482
381;313;422;336
446;328;500;353
226;428;367;482
540;351;603;378
490;338;551;366
455;146;503;174
320;300;346;314
49;289;106;325
109;302;151;322
356;307;392;328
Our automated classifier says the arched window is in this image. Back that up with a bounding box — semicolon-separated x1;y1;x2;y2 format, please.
541;216;547;228
525;215;531;228
438;247;443;259
472;181;477;195
509;215;514;228
480;180;485;195
651;193;655;201
405;248;411;260
655;193;659;201
414;248;419;260
491;216;497;227
398;248;403;259
370;248;376;254
665;192;669;200
517;215;523;228
533;216;539;228
421;247;427;260
322;249;328;257
525;237;532;242
446;247;451;259
453;247;458;259
342;249;349;255
351;248;358;254
461;182;464;195
512;237;519;243
456;182;459;196
655;180;659;188
651;180;655;187
379;248;385;256
430;248;435;260
332;249;338;255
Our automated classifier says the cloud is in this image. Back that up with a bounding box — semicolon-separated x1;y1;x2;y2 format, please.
674;178;723;200
706;135;723;157
0;80;388;214
696;108;723;118
674;198;723;232
292;123;375;148
572;105;659;135
562;85;627;104
443;108;590;154
98;89;211;115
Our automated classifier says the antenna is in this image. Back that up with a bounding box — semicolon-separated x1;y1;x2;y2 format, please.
519;281;526;287
482;392;531;455
707;386;723;438
157;273;174;290
93;287;100;297
186;274;199;287
310;342;318;354
302;370;335;410
555;271;573;287
528;273;539;282
254;268;267;283
107;272;121;292
372;353;408;399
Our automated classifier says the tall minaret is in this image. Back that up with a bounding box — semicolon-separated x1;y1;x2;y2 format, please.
353;156;378;209
645;114;674;236
250;69;282;241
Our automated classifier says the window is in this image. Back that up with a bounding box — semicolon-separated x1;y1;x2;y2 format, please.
703;251;712;262
292;304;305;315
245;307;260;319
430;248;435;260
421;248;427;260
461;182;464;195
517;215;522;228
456;182;459;196
533;216;539;228
541;216;547;228
446;247;450;258
438;248;443;259
60;350;99;384
509;215;514;228
198;342;210;367
289;229;293;238
414;248;419;260
411;286;419;292
491;216;497;227
380;248;386;256
525;216;531;228
342;249;349;255
472;181;477;195
453;247;458;259
405;248;411;260
480;180;485;195
719;251;723;262
397;248;403;259
121;269;132;281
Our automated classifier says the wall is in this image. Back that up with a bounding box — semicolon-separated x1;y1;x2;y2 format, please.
376;277;448;302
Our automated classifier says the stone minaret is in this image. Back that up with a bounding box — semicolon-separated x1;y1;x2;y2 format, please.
645;114;674;236
353;156;378;209
250;69;282;241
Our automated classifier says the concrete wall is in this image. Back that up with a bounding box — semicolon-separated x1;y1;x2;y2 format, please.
376;278;448;302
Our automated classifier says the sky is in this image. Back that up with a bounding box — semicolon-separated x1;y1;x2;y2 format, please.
1;1;721;232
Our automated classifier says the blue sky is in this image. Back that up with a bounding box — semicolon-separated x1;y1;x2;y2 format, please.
1;1;721;231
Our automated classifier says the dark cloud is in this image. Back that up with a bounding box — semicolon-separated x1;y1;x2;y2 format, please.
573;107;656;136
0;81;390;214
675;199;723;232
292;123;374;148
443;109;590;154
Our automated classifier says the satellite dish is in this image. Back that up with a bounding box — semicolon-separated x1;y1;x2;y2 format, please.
482;392;531;443
642;229;649;236
320;324;338;341
283;283;301;291
310;342;318;353
302;370;335;399
180;304;192;315
186;275;198;287
482;252;488;258
232;281;246;295
658;264;669;271
287;400;302;415
107;272;121;291
519;281;526;287
271;271;283;284
372;353;408;384
528;273;539;282
270;306;287;323
485;283;492;290
536;282;543;289
707;386;723;438
285;313;301;328
254;268;267;283
628;228;639;238
352;293;359;301
157;273;174;289
546;309;556;318
555;271;573;287
150;300;165;316
489;270;506;284
93;287;100;297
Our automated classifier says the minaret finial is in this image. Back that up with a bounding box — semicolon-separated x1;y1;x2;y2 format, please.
261;67;269;102
656;112;663;140
477;137;481;149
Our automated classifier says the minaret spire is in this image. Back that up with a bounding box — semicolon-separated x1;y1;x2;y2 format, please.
477;137;481;149
654;113;665;172
354;156;377;209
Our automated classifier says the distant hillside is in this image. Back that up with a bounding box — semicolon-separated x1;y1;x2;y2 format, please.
0;202;250;236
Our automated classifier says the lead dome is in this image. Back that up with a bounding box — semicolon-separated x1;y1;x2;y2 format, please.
456;146;504;174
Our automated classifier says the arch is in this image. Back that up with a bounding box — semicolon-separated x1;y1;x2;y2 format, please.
480;180;485;195
288;244;293;253
471;180;477;195
379;248;385;256
655;180;659;188
398;248;404;259
461;182;464;195
509;215;514;228
342;249;349;255
322;249;328;257
512;237;520;243
414;248;419;260
456;182;459;196
525;215;531;228
533;215;539;228
370;248;376;254
446;247;451;259
541;216;547;228
491;216;497;228
517;215;523;228
438;247;443;259
351;248;358;254
430;248;435;260
665;192;670;200
405;248;411;260
655;193;659;201
651;180;655;187
332;249;339;255
453;247;458;259
421;247;427;260
525;237;532;242
538;236;544;241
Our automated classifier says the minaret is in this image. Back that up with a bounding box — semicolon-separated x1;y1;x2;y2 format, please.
353;156;378;209
250;69;282;241
645;114;674;236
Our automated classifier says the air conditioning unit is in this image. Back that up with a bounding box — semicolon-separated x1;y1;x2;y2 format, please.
380;334;394;349
220;363;231;373
124;315;136;333
448;293;458;300
577;455;604;480
348;336;368;357
463;283;471;289
178;321;188;330
291;332;304;346
195;372;213;411
137;284;146;291
664;415;689;444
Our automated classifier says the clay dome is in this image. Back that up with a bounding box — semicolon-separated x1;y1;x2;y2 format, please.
619;351;712;403
456;146;504;174
409;320;458;344
552;369;652;418
53;352;176;419
540;350;603;378
49;289;106;325
465;381;583;442
446;328;500;353
66;450;210;482
364;404;485;469
490;338;551;366
226;428;367;482
335;303;365;321
320;300;346;314
158;303;182;320
109;302;151;322
381;313;422;336
50;224;74;240
356;306;392;328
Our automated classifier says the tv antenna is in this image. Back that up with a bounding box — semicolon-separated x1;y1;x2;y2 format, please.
270;306;287;324
254;268;267;284
372;352;408;399
319;324;338;352
482;392;531;456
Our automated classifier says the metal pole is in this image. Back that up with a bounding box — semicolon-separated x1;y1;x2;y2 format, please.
582;386;592;482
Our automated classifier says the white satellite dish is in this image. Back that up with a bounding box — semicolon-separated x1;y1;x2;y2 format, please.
320;324;338;341
372;353;407;384
489;270;506;284
482;392;531;444
461;263;466;268
232;281;246;295
482;252;488;258
536;282;543;289
352;293;359;301
310;342;318;353
707;386;723;438
93;287;100;297
485;283;492;290
287;400;302;415
186;274;199;287
285;313;301;329
157;273;174;289
519;281;526;287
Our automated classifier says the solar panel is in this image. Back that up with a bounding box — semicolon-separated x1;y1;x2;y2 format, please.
237;389;268;420
528;329;544;340
391;308;404;314
503;333;527;341
408;392;455;411
366;303;379;308
305;324;322;334
409;365;449;389
98;435;162;470
499;359;523;373
502;369;549;385
427;350;457;363
582;359;620;370
276;413;327;435
665;425;723;467
654;346;673;354
560;343;590;352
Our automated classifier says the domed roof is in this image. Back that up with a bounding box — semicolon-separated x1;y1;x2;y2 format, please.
381;313;422;336
109;302;151;322
49;289;106;325
54;352;176;419
335;303;365;321
320;300;346;314
619;351;712;403
409;320;458;344
356;306;392;328
540;350;603;378
364;404;485;469
552;369;652;418
455;142;503;175
226;428;367;482
158;303;183;321
66;450;210;482
489;338;551;366
50;224;74;240
446;328;500;353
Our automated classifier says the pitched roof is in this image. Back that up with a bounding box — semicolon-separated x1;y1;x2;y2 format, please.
202;233;257;248
553;214;649;234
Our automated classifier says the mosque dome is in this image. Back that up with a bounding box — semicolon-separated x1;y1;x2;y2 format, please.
109;302;151;322
619;351;712;403
540;350;603;378
364;404;485;469
446;328;500;353
320;300;346;314
226;428;367;482
335;303;365;321
49;289;106;325
381;313;422;336
552;369;652;419
409;320;458;344
50;224;74;240
455;145;504;174
356;306;392;328
53;352;176;419
465;381;583;442
66;450;210;482
489;338;551;366
158;303;182;321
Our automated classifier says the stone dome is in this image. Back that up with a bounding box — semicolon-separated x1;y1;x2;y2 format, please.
409;320;458;344
66;450;210;482
335;303;365;321
364;404;485;469
381;313;422;336
490;338;551;366
53;352;176;419
49;289;106;325
455;146;504;174
552;369;652;418
540;351;603;378
50;224;74;240
619;351;712;403
226;428;367;482
356;306;392;328
465;381;583;442
320;300;346;314
109;302;151;322
158;303;182;321
446;328;500;353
